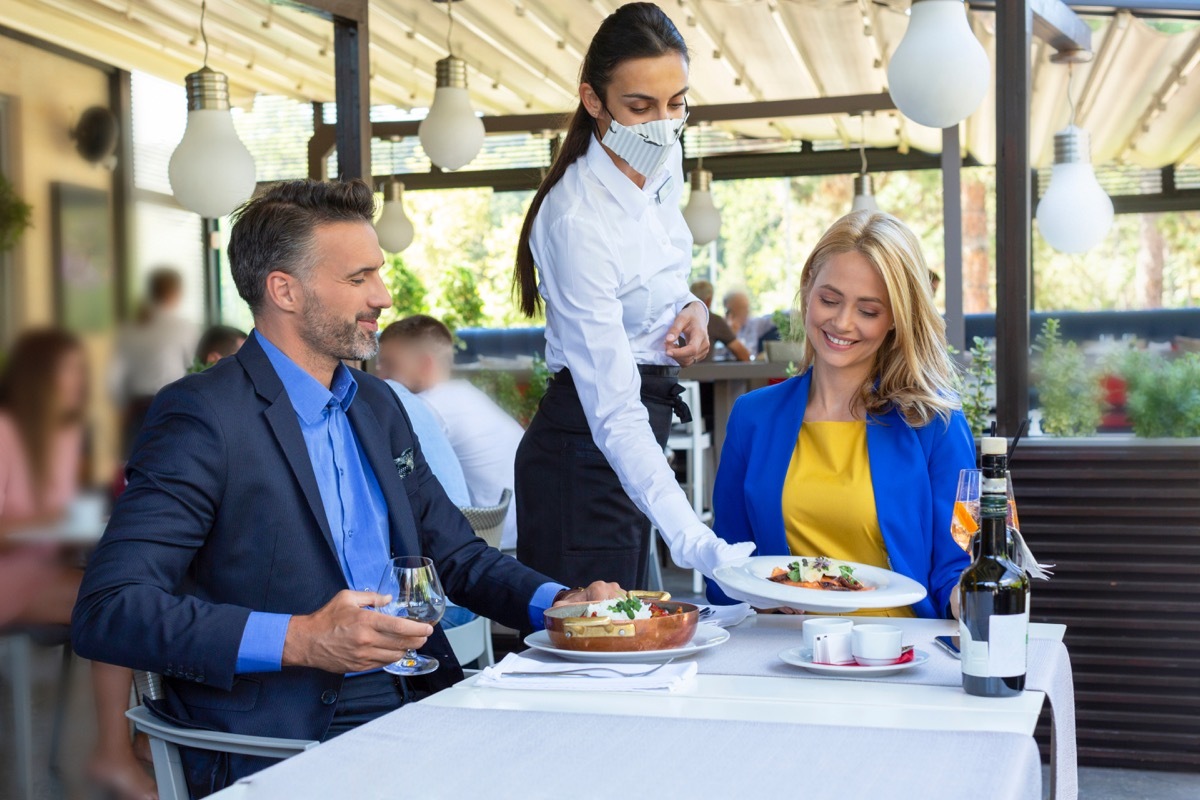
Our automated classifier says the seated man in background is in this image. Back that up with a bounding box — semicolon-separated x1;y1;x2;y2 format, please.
375;324;471;508
194;325;247;367
690;280;750;362
723;289;774;359
376;315;523;551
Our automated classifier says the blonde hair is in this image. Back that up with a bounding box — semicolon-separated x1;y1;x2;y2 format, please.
794;211;959;427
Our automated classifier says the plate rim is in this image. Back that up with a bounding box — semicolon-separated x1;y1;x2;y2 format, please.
523;623;730;660
778;645;930;674
714;555;928;610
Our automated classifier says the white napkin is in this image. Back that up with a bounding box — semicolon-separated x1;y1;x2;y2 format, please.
699;603;755;628
477;652;697;692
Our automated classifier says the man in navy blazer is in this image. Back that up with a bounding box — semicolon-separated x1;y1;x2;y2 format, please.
72;180;618;796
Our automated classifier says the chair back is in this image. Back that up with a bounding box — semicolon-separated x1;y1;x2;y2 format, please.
459;488;512;550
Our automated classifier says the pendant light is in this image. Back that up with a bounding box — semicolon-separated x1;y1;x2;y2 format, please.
375;138;416;253
887;0;989;129
683;125;721;246
1035;57;1113;254
851;115;879;213
418;0;486;171
168;1;256;218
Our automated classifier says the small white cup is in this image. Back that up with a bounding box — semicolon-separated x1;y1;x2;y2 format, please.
812;631;855;665
803;618;853;651
66;493;106;530
852;624;903;666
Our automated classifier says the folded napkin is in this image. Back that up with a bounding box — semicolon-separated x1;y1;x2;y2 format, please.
478;652;698;692
700;603;755;628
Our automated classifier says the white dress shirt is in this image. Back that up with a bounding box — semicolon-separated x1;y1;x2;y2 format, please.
111;308;199;401
421;380;523;550
529;135;754;578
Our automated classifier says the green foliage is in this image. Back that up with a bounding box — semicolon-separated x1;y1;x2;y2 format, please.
958;337;996;437
0;173;33;253
437;266;486;332
771;309;802;342
1123;353;1200;438
466;353;550;427
382;253;428;322
1032;318;1102;437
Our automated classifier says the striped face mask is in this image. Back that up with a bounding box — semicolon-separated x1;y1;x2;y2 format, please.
600;110;689;179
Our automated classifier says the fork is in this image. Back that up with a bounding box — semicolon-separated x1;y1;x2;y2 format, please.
501;660;675;679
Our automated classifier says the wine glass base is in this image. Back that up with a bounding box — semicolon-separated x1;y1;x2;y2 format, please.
383;654;439;677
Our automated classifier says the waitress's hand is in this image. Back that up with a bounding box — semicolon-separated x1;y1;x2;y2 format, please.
665;301;711;366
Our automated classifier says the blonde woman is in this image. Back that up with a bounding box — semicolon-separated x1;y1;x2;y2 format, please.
709;212;972;618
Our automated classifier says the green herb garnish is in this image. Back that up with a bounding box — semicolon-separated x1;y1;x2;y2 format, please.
610;596;644;620
786;561;804;582
838;564;860;586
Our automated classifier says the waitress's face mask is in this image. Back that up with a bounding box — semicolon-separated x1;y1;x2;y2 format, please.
600;106;689;179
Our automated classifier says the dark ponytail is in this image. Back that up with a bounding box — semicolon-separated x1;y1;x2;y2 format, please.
513;2;689;317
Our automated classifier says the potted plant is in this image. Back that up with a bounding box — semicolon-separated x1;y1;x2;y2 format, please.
763;308;806;364
0;173;33;253
1031;317;1102;437
957;336;995;438
1123;352;1200;438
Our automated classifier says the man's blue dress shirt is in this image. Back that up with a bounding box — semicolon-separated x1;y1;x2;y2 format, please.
235;331;562;674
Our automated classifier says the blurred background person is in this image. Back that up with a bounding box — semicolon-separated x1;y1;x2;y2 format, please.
377;315;522;550
690;280;750;362
724;289;776;359
194;324;247;368
376;320;471;509
0;328;157;800
111;267;198;454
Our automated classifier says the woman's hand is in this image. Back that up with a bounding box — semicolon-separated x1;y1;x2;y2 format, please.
665;301;711;366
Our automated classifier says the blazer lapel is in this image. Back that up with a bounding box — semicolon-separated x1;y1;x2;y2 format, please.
750;372;810;555
237;334;339;562
346;391;422;559
866;408;921;586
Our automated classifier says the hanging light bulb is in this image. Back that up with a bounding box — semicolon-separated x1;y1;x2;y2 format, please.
683;167;722;245
1035;57;1112;254
168;2;256;218
1036;126;1113;253
418;1;485;171
887;0;989;129
376;179;415;253
851;115;879;213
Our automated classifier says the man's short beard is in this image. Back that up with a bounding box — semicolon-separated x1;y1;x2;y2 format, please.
299;286;379;362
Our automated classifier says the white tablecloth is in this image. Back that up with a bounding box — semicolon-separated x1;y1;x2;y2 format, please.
223;705;1043;800
691;618;1077;800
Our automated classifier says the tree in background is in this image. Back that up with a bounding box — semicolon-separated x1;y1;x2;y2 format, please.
437;265;486;332
381;252;428;324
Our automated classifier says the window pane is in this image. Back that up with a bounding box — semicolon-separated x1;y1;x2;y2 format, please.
133;202;205;325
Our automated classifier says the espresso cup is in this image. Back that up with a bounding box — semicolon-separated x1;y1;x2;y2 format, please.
66;493;107;530
802;617;853;652
852;623;903;666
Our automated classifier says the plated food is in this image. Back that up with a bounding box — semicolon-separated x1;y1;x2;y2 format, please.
544;591;699;652
713;556;928;613
768;557;874;592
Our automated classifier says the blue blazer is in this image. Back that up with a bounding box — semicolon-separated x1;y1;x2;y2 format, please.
72;334;552;795
708;370;973;619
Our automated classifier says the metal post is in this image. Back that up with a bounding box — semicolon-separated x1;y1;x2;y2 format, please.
942;125;965;351
995;0;1034;436
203;219;222;325
110;69;135;321
333;14;371;180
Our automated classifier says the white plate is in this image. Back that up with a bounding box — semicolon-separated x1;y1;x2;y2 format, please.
713;556;928;613
779;646;930;677
523;623;730;663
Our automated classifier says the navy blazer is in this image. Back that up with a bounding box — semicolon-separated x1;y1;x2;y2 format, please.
72;333;552;795
707;370;973;618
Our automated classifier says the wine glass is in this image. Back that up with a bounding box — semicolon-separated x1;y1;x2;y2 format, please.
950;469;981;551
375;556;446;676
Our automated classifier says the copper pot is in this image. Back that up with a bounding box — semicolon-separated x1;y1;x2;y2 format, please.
543;599;700;652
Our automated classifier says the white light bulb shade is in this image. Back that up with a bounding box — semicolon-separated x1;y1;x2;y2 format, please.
1036;162;1114;253
683;189;722;246
375;183;415;253
852;193;879;213
418;87;485;171
168;109;257;218
887;0;990;129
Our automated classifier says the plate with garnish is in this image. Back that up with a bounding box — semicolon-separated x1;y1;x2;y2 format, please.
712;556;927;613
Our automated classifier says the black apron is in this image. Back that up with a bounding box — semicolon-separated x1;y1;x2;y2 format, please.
515;366;691;590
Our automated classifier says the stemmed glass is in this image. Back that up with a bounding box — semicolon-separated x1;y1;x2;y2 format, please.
375;556;446;676
950;469;981;551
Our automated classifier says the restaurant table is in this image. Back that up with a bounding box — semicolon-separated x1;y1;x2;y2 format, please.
211;614;1070;800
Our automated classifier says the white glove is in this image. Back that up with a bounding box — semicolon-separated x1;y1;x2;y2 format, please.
659;522;755;581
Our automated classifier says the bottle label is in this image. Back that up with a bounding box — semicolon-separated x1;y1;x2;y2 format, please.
960;609;1029;678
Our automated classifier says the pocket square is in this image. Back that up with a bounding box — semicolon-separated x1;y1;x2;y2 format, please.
394;449;415;479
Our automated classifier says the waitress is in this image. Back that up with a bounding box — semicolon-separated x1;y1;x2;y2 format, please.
513;2;753;589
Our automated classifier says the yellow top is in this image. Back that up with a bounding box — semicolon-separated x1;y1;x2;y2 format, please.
782;420;916;618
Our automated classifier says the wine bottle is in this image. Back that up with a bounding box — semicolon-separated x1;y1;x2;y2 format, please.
959;436;1030;697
